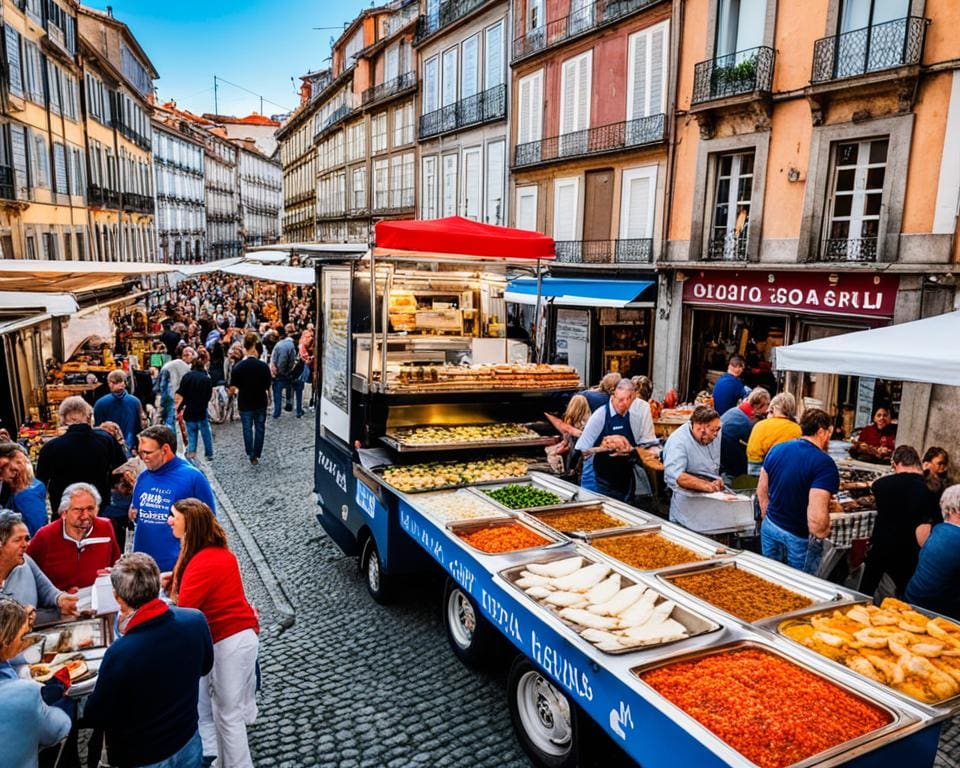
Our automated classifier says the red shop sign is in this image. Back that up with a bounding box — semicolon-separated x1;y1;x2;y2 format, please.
682;270;899;318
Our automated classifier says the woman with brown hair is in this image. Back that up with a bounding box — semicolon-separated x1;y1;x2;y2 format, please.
165;498;259;768
923;447;951;499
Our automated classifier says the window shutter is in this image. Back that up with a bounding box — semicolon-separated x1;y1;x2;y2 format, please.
649;23;666;116
484;22;503;88
518;77;532;144
54;143;68;194
461;35;478;98
516;186;538;231
576;53;591;130
629;31;647;121
424;57;438;114
385;45;399;82
561;58;577;134
620;168;657;239
5;26;23;97
553;179;580;241
442;48;458;106
11;125;30;198
531;71;543;140
442;154;458;217
462;148;481;220
485;140;505;225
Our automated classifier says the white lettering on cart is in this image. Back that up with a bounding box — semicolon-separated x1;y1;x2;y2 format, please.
317;448;347;492
530;630;594;702
449;559;476;595
355;483;376;520
481;590;523;644
609;702;634;740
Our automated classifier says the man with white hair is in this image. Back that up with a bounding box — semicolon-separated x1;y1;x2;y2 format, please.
905;484;960;620
27;482;120;591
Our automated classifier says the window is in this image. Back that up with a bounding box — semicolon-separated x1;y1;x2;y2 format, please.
393;104;413;146
837;0;910;76
10;125;29;199
553;178;582;242
351;166;366;210
484;21;504;89
423;56;439;114
569;0;595;35
23;42;44;104
627;22;668;143
462;147;482;220
371;114;387;154
31;131;50;190
620;166;658;241
390;155;403;208
346;122;365;161
515;186;538;231
527;0;544;35
709;151;754;259
401;153;414;208
461;34;479;99
442;47;458;106
715;0;765;56
485;140;505;225
517;70;544;147
373;158;388;209
559;52;592;155
5;26;23;97
385;43;399;83
47;62;62;114
421;156;438;219
824;138;887;261
53;142;68;194
442;154;458;217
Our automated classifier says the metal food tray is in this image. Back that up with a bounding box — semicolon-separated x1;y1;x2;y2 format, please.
499;550;721;655
583;525;733;574
766;601;960;713
469;475;586;513
380;423;558;453
631;638;909;768
524;502;653;539
413;488;513;525
447;517;566;556
367;463;531;495
656;554;848;626
32;616;112;655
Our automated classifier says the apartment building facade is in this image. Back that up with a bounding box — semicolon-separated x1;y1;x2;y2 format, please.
237;138;282;246
205;128;241;259
151;113;206;263
416;0;509;226
202;111;280;157
277;70;325;243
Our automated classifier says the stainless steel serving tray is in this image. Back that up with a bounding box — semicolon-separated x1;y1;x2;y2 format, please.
522;502;653;539
499;549;721;655
468;475;589;513
583;524;733;575
365;462;532;495
630;638;911;768
412;488;513;525
655;553;849;627
380;422;559;453
446;516;567;556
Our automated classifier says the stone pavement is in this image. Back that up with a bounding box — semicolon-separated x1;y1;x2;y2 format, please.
202;410;960;768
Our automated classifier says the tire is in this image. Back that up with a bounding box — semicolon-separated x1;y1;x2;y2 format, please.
507;655;578;768
442;577;496;668
361;536;391;604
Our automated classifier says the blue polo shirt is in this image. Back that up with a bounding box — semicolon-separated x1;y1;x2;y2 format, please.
712;372;748;415
763;438;839;538
93;391;142;448
905;523;960;620
132;456;216;571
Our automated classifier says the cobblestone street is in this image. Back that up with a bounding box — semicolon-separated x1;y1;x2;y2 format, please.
202;411;960;768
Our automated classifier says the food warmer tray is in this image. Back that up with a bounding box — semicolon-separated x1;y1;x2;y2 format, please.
655;552;855;627
380;423;559;453
630;637;919;768
446;516;568;556
468;474;597;514
361;463;532;495
499;549;721;656
521;502;654;539
583;524;735;574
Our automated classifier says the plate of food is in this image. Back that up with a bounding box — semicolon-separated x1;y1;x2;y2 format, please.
30;655;93;684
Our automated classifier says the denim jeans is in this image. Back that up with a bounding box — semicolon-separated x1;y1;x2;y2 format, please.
142;730;203;768
761;516;824;575
272;378;292;417
239;408;266;459
291;379;304;416
185;418;214;458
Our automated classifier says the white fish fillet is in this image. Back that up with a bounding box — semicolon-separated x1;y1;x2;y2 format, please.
589;585;647;617
545;591;588;608
651;599;676;620
526;557;584;578
559;608;620;630
516;574;553;589
617;591;659;626
585;574;622;605
524;586;553;599
551;563;612;593
580;628;623;645
621;618;688;644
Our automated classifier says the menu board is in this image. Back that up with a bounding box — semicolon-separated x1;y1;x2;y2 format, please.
321;268;350;442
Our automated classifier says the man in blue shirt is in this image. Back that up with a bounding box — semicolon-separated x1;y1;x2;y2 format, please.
719;387;770;478
905;484;960;620
93;370;143;449
757;408;838;575
712;355;750;415
130;425;216;572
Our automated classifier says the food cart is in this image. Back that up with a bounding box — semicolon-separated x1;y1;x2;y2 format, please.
314;220;954;768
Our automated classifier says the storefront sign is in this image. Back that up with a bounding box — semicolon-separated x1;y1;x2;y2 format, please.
683;271;899;318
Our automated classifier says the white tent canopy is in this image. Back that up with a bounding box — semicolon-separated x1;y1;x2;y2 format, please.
775;310;960;385
0;291;78;316
219;263;314;286
0;260;179;292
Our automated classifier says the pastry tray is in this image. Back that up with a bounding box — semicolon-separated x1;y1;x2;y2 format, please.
380;423;558;453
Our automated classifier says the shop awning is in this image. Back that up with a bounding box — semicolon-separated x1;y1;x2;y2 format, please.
505;277;656;308
220;263;315;286
177;258;244;276
0;291;78;317
775;310;960;385
374;217;555;260
243;250;289;264
0;260;179;292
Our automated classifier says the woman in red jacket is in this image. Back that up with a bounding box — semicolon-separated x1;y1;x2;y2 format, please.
167;498;259;768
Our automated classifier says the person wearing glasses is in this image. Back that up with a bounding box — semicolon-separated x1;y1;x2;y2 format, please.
663;405;725;529
27;483;120;592
129;426;216;573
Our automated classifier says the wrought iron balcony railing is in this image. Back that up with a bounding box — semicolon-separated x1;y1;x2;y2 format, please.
811;16;927;83
555;238;654;264
514;114;665;168
705;232;749;261
512;0;659;61
362;72;417;105
692;46;775;105
0;166;15;200
415;0;491;43
419;84;506;139
820;237;878;262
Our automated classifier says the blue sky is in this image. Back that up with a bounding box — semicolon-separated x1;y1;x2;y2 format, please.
85;0;378;119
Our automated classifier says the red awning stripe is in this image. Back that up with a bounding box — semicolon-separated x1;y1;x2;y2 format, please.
374;216;555;260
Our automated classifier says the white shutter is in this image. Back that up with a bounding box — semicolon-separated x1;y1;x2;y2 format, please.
627;31;648;122
462;147;482;220
517;70;543;144
442;154;458;216
560;52;591;135
385;44;399;82
484;22;504;88
484;140;505;225
515;186;538;231
423;57;439;114
620;166;658;240
442;47;458;106
461;34;479;98
576;53;591;130
553;178;581;241
422;156;437;219
649;22;667;116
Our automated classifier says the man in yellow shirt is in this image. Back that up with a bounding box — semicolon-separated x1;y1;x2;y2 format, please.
747;392;801;475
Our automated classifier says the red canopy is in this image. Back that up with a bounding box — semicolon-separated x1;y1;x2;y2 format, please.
374;216;555;260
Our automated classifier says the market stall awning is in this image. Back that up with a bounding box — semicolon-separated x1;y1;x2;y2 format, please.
774;310;960;385
243;250;289;264
374;217;555;260
176;258;244;276
0;291;78;317
505;277;656;308
220;263;315;286
0;260;179;292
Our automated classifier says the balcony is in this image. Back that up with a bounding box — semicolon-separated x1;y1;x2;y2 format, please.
384;1;419;36
820;237;878;263
0;166;15;200
419;84;506;139
512;0;661;62
555;239;653;264
704;232;749;262
514;114;665;168
362;72;417;106
811;17;926;84
123;193;155;214
692;46;775;105
88;185;121;210
415;0;492;44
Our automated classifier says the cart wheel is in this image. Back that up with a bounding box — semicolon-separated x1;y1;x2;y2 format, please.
362;537;391;604
443;577;494;668
508;655;577;768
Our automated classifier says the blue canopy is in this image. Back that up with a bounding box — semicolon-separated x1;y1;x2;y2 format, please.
504;277;656;308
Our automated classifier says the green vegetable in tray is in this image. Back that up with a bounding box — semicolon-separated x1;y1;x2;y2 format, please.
485;484;562;509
